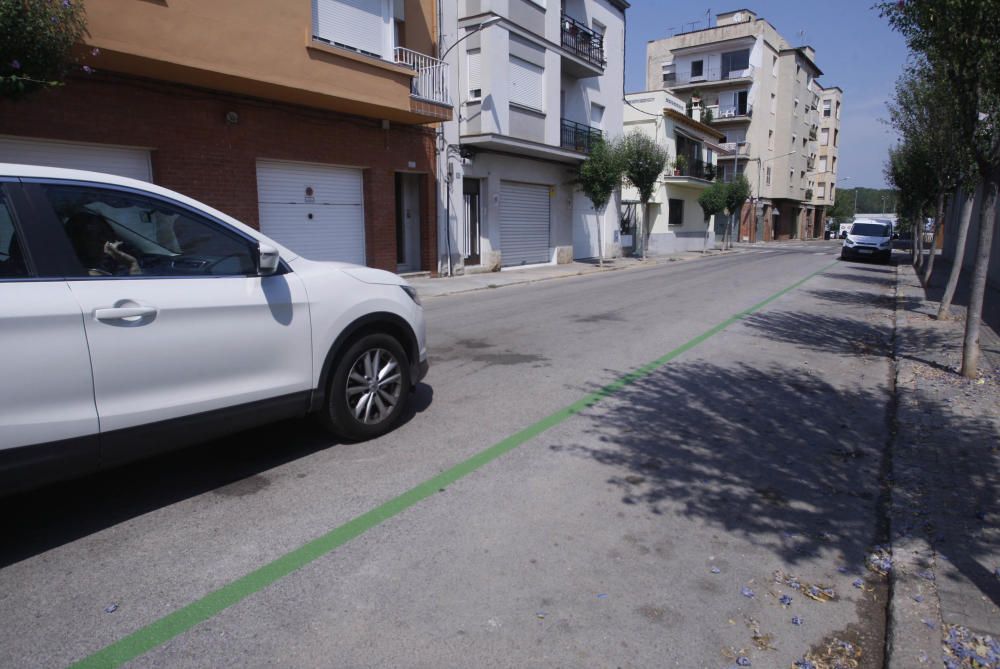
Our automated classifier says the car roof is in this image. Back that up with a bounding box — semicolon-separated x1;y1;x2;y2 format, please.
0;162;298;260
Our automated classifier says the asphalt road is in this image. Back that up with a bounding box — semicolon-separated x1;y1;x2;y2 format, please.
0;241;897;668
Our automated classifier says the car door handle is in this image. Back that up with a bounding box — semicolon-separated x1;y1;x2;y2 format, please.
94;306;159;321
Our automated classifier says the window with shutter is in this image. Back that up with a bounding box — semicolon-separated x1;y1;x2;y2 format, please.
313;0;390;60
509;56;544;111
467;49;482;100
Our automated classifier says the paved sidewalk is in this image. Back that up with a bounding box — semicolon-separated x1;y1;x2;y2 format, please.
405;248;742;298
888;262;1000;668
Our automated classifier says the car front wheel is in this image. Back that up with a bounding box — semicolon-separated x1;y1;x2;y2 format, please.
324;333;411;441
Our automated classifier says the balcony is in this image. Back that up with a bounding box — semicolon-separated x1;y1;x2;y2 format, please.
705;103;752;122
394;47;450;109
560;14;605;76
670;65;756;89
718;141;751;158
670;157;716;181
560;118;604;154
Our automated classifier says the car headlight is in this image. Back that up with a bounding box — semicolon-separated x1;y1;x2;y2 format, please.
879;240;891;248
845;238;855;246
400;285;422;306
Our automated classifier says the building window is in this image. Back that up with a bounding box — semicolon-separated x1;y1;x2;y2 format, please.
591;102;605;128
802;137;807;148
768;129;774;150
821;128;830;146
467;49;482;100
836;101;841;119
721;49;750;78
772;55;778;77
509;55;544;111
691;60;704;78
834;129;839;146
313;0;393;60
823;99;832;117
818;183;826;198
668;199;684;226
819;156;828;172
766;166;772;186
832;156;837;171
770;93;776;114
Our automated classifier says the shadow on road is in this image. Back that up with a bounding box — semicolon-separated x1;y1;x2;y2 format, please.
0;383;434;567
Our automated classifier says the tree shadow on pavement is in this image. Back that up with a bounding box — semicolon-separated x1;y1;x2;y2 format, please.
0;383;434;567
554;359;1000;604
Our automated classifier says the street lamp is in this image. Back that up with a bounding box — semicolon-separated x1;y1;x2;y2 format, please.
749;150;796;243
440;16;502;60
438;16;501;277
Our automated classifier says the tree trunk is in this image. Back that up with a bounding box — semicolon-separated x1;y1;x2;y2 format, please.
912;218;920;267
922;192;946;286
937;185;976;320
641;201;647;260
960;174;998;379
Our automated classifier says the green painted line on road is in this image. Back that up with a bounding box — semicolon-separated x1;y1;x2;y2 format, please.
69;259;838;669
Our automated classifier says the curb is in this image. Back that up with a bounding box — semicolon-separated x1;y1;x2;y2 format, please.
885;262;944;668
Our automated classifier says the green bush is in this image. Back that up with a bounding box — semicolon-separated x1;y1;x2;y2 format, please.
1;0;88;99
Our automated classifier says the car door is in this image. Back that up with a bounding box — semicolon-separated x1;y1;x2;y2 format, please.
0;181;99;484
29;180;313;460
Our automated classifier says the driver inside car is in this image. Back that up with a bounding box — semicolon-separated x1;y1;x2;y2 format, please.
65;211;143;276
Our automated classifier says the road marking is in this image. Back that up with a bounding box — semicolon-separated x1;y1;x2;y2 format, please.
68;259;839;669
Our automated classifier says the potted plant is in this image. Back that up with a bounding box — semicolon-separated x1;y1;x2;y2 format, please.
673;154;688;176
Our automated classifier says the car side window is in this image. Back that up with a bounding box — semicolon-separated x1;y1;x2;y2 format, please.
41;185;257;278
0;191;30;279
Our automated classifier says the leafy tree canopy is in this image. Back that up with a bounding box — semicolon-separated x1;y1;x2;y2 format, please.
620;131;669;205
576;138;624;213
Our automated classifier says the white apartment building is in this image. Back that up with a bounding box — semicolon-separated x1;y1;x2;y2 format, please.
622;90;725;254
812;85;843;229
437;0;628;274
647;9;842;242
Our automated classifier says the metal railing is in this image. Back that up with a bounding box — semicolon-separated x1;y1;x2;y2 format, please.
560;14;605;68
672;157;716;181
560;118;603;154
719;141;751;157
673;64;755;85
394;47;450;106
706;103;752;120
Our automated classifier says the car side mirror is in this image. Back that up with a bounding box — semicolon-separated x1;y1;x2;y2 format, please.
892;233;899;240
258;243;280;275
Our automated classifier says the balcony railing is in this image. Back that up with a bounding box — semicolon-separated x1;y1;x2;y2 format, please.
672;157;716;181
394;47;450;106
672;64;755;86
719;141;751;157
560;118;603;154
705;103;752;120
560;14;605;68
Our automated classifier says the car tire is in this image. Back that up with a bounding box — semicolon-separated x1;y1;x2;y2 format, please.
323;333;411;441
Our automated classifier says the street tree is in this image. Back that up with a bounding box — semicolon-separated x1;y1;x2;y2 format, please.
880;0;1000;377
1;0;88;99
885;140;936;269
576;137;624;267
887;57;976;287
697;180;727;251
723;175;751;249
620;131;669;259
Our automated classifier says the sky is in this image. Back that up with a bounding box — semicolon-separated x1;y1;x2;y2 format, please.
622;0;910;188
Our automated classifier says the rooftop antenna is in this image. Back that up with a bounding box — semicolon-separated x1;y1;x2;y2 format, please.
706;9;712;29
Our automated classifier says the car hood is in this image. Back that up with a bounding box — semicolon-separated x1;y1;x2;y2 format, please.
846;235;891;244
287;257;408;286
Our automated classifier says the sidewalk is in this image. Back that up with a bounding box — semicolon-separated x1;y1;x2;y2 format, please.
888;262;1000;668
405;248;741;299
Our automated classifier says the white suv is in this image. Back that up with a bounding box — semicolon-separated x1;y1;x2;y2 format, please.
0;164;427;493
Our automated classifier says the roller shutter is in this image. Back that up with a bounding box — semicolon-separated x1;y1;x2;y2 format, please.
256;160;366;265
500;181;550;267
0;136;151;181
313;0;386;58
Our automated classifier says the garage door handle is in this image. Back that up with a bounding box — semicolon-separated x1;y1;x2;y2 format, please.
94;306;158;321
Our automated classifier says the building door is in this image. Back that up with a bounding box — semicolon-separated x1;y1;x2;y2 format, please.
256;159;365;265
395;173;422;272
500;181;550;267
463;178;481;265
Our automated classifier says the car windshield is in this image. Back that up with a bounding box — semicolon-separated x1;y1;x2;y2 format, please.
851;223;890;237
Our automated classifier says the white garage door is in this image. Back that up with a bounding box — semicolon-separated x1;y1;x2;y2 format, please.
0;136;152;181
256;160;365;265
500;181;550;267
